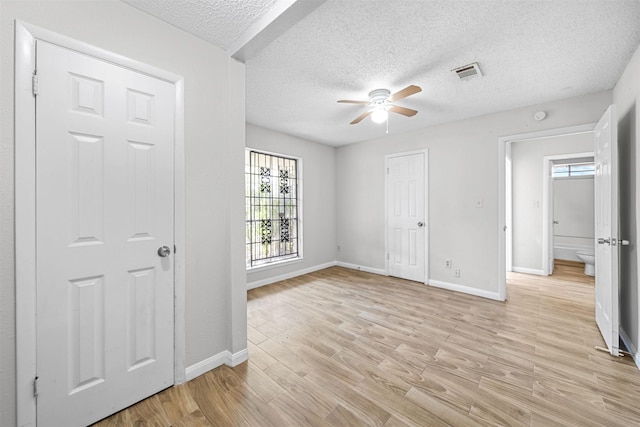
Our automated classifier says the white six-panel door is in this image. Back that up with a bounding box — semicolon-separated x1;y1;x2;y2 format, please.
36;40;175;426
387;152;427;282
594;105;620;357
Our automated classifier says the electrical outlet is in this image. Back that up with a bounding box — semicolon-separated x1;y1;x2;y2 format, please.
445;260;452;268
454;269;461;278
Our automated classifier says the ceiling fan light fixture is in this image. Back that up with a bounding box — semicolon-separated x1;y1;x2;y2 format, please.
371;108;388;124
368;88;391;103
338;85;421;125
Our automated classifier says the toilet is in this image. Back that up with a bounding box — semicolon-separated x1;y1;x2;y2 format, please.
576;251;595;276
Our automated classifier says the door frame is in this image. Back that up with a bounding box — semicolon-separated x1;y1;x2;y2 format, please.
15;21;186;426
498;123;596;300
542;152;594;275
384;149;429;283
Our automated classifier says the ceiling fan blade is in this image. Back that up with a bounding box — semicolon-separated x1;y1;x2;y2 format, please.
350;110;372;125
389;85;422;102
389;105;418;117
337;100;369;104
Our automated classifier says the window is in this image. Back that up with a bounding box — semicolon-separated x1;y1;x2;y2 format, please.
245;150;300;268
552;162;595;178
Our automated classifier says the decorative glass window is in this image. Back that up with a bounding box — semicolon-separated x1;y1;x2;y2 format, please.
246;150;299;268
552;162;595;178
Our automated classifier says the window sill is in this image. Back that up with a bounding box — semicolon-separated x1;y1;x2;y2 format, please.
246;257;304;273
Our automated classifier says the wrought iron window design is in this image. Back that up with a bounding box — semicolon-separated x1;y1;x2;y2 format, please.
246;150;299;267
260;167;271;193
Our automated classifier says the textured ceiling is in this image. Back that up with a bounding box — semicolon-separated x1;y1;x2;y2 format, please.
122;0;280;50
124;0;640;146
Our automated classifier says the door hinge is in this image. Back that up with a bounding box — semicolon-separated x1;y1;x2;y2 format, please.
32;73;39;97
34;376;39;398
174;244;177;254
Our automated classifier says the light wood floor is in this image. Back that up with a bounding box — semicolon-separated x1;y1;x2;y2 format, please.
94;264;640;426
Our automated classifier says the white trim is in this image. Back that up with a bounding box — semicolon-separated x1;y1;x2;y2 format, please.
247;261;337;289
384;149;429;284
554;242;593;251
184;348;249;382
247;256;304;273
554;243;594;263
497;123;597;302
542;151;594;275
553;242;595;252
185;352;228;382
15;21;186;424
336;261;387;276
15;22;38;427
173;77;187;384
511;267;546;276
542;155;552;275
620;328;640;370
229;348;249;367
428;279;502;301
505;143;513;272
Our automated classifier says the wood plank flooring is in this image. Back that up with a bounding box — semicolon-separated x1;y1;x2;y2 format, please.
94;264;639;426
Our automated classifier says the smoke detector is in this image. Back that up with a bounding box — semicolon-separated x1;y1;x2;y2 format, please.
452;62;483;81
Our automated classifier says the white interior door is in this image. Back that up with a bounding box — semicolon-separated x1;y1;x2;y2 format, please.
387;152;426;282
36;40;175;426
594;104;619;357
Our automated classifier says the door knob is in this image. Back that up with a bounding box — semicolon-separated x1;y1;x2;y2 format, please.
597;237;610;246
619;239;630;246
157;245;171;257
417;222;424;227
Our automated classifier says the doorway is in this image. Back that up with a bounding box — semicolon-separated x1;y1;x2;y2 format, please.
543;153;595;275
498;123;597;300
15;22;186;426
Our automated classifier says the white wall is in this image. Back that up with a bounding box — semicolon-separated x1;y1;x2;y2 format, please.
613;43;640;362
0;2;246;425
245;124;336;287
336;91;612;296
511;133;594;270
553;177;594;261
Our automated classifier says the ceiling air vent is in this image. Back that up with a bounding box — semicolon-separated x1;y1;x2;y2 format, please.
452;62;482;81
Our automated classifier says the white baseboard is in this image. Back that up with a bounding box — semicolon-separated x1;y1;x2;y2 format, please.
512;266;546;276
554;243;593;262
620;327;640;370
185;348;249;381
229;348;249;366
554;242;593;251
428;279;502;301
247;261;337;290
335;261;386;276
247;260;388;290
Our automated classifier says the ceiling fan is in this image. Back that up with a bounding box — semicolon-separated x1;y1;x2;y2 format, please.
337;85;422;125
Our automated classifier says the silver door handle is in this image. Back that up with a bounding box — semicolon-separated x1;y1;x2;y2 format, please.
619;239;630;246
597;237;610;246
157;245;171;257
417;222;424;227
